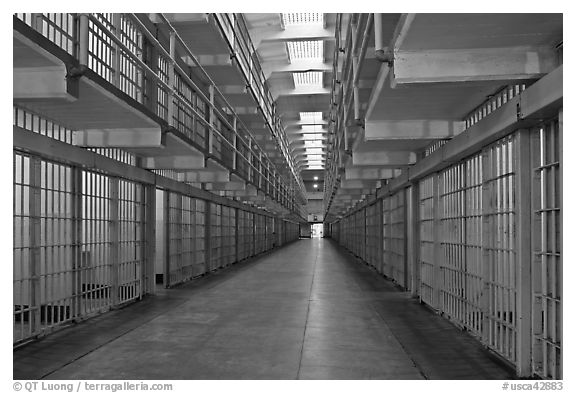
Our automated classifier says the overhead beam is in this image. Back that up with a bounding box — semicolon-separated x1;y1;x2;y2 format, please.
272;86;331;100
284;120;328;128
204;181;246;191
340;179;378;189
252;25;335;47
72;128;162;147
14;66;77;101
141;155;205;170
393;46;558;85
345;167;401;180
352;150;416;166
263;59;331;78
181;170;229;183
364;119;464;140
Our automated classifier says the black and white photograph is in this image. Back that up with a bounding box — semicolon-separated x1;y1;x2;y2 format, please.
10;7;565;389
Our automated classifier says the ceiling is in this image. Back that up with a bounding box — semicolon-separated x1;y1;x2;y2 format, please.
244;13;337;182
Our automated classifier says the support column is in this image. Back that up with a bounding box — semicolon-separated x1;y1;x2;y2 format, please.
163;191;170;288
205;202;212;272
109;177;120;305
516;129;532;377
234;207;239;262
72;166;83;319
29;156;42;333
144;184;156;295
432;173;442;310
407;184;421;298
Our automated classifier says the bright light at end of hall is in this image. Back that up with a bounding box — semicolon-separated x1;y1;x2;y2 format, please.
314;176;318;180
313;184;318;188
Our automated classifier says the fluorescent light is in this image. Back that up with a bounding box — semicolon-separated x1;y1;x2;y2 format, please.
313;184;318;188
313;176;318;180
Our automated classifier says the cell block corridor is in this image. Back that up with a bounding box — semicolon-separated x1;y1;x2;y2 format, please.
13;12;562;380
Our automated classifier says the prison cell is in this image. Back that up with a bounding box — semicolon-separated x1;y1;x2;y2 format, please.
210;203;223;270
483;135;517;363
14;12;562;380
166;193;201;287
531;117;562;379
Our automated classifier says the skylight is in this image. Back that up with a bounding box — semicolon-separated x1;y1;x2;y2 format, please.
282;13;324;26
286;41;323;60
293;72;322;88
300;112;323;124
298;112;326;169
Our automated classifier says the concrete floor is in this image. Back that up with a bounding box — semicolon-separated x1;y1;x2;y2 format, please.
14;238;515;380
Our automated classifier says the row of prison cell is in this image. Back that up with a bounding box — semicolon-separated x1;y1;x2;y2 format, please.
14;13;304;210
325;119;561;380
13;107;300;346
155;191;299;288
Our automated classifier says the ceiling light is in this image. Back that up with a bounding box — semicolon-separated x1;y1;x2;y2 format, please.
313;184;318;188
313;176;318;180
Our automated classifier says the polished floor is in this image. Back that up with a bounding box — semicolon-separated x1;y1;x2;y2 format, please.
14;238;515;380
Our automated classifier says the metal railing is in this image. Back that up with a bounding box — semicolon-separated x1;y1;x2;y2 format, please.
14;13;304;217
212;13;306;199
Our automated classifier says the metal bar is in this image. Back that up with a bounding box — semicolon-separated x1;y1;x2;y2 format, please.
515;129;532;376
163;191;170;288
145;184;156;294
110;177;119;304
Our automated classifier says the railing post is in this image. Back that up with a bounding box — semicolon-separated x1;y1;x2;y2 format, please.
78;13;90;68
232;117;238;170
167;31;176;128
208;85;215;155
112;14;122;88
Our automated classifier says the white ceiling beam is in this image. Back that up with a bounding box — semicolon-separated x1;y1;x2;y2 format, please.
251;25;335;47
73;128;162;148
352;150;416;166
284;120;328;127
263;59;332;78
272;86;331;100
393;46;558;85
364;120;464;140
